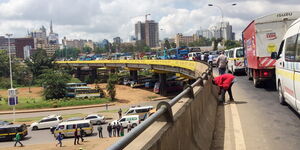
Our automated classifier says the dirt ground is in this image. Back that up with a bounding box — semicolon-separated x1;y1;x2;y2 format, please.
1;137;120;150
0;84;162;105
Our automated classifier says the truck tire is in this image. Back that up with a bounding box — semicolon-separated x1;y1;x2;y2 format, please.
253;78;260;88
278;82;286;105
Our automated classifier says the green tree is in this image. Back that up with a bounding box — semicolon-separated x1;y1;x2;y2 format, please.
170;42;176;48
164;40;171;49
0;50;18;78
39;69;71;100
106;73;118;101
224;40;241;49
82;46;92;54
25;49;55;83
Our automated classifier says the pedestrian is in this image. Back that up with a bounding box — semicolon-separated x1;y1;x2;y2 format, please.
116;122;120;137
107;123;112;137
120;123;124;136
118;108;122;119
208;53;213;66
216;51;228;75
127;121;132;133
74;127;80;145
201;53;205;61
112;122;116;137
56;132;63;147
79;127;84;142
14;132;23;147
212;73;235;104
97;125;103;138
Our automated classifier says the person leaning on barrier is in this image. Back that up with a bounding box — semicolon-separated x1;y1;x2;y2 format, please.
212;73;235;104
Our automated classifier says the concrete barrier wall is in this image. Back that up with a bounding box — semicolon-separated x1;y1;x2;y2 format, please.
125;77;219;150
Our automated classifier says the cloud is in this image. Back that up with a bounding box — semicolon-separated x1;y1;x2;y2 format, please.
0;0;300;42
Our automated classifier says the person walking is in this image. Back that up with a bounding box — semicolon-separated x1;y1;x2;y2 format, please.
107;123;112;137
74;127;80;145
79;127;84;142
216;51;228;75
56;132;63;147
97;125;103;138
208;54;213;66
212;73;235;104
112;123;116;137
127;121;132;133
14;132;24;147
118;108;122;119
116;122;121;137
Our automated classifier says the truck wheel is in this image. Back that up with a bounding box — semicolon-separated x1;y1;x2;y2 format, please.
253;78;260;88
278;82;286;105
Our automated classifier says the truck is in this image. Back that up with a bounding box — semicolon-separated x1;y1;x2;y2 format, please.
242;11;300;87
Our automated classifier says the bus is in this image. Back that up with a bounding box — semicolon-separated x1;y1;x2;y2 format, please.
157;48;190;60
66;86;101;98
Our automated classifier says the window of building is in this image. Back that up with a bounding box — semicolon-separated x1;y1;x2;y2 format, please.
285;34;298;62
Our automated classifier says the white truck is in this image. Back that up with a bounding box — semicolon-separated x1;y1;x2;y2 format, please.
243;12;300;87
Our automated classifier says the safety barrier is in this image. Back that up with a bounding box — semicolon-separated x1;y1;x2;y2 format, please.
107;64;217;150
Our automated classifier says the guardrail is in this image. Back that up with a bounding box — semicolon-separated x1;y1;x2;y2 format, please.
107;64;213;150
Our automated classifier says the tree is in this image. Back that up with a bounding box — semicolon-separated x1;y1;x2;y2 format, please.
224;40;241;49
38;69;71;100
25;49;55;83
106;73;118;101
164;40;171;49
82;46;92;54
0;50;18;78
170;42;176;48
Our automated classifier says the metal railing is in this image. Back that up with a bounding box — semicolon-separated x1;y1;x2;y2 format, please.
107;64;213;150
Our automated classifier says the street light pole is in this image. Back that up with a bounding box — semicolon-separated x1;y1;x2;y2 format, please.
6;33;16;122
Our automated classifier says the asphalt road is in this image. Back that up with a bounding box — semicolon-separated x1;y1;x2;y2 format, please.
231;74;300;150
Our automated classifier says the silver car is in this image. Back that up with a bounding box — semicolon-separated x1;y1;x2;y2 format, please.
84;114;105;125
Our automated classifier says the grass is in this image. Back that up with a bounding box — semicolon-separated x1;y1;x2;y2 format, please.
98;108;128;113
8;113;86;123
0;97;111;111
147;96;159;100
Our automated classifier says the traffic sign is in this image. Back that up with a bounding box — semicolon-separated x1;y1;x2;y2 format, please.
8;88;17;97
8;96;18;106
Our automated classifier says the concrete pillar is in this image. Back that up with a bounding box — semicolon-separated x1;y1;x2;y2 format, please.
159;73;167;96
130;70;138;81
91;68;97;81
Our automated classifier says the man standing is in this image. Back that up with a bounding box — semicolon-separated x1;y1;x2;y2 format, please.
79;127;84;142
118;108;122;119
14;132;23;147
97;125;103;138
107;123;112;137
208;53;213;66
74;127;80;145
127;121;132;133
213;73;235;104
116;122;121;137
216;51;228;75
112;123;116;137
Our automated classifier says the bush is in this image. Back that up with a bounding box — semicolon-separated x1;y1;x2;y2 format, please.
0;77;11;89
106;74;118;101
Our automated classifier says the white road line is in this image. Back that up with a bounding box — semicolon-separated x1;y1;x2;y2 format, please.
230;103;247;150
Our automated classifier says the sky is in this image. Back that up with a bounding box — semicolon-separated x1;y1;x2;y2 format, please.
0;0;300;42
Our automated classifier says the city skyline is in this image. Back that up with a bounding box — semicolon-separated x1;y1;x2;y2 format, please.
0;0;300;42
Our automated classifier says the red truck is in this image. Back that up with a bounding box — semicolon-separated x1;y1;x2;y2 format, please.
242;12;300;87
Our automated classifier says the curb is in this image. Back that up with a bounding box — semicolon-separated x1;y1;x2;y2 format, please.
0;103;116;115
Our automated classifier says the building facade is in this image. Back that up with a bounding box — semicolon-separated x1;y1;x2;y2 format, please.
135;21;145;41
175;33;199;47
0;36;16;56
15;38;34;59
145;20;159;48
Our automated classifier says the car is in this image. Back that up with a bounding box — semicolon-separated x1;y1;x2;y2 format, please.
65;117;84;122
111;115;140;128
0;124;28;140
0;120;13;126
84;114;105;125
30;115;63;130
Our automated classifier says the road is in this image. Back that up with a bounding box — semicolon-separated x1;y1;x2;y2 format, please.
212;73;300;150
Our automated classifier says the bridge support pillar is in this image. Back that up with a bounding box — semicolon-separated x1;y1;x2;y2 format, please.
91;68;97;81
159;73;167;96
130;70;138;81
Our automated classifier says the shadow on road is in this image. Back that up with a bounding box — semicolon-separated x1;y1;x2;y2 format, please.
234;101;248;105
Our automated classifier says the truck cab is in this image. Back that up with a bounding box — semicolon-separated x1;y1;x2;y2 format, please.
273;18;300;114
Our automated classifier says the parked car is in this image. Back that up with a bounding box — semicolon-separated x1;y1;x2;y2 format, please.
30;115;63;130
0;124;28;141
53;120;93;138
111;115;140;128
84;114;105;125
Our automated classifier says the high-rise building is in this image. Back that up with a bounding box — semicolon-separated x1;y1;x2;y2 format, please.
145;20;159;48
113;37;122;44
209;21;233;41
15;37;34;59
0;36;16;56
135;21;145;41
175;33;199;47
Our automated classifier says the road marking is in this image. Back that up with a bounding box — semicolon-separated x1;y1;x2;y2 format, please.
230;103;247;150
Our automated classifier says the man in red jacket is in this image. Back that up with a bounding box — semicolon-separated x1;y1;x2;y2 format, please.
213;73;235;103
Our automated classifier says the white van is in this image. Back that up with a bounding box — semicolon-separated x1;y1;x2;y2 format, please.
53;120;93;138
226;47;245;74
111;115;140;128
273;18;300;114
188;52;201;61
124;106;154;120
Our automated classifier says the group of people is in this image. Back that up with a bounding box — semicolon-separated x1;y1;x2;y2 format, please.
106;121;132;137
55;127;85;147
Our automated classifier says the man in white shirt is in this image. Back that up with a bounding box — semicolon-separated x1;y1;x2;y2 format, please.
208;54;213;66
216;51;228;75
